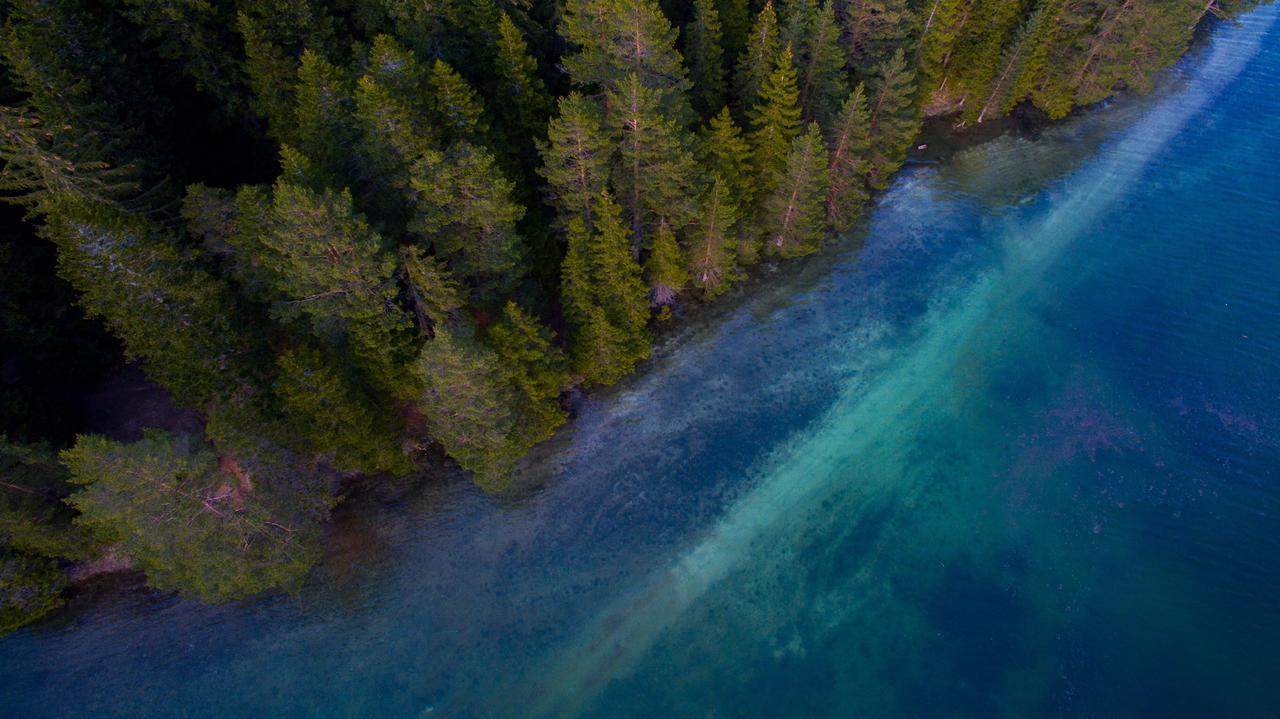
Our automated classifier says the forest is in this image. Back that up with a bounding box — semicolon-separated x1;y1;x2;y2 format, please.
0;0;1249;632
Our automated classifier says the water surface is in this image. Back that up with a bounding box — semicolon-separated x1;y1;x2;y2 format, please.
4;8;1280;717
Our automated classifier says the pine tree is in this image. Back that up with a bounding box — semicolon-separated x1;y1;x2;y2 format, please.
407;144;525;291
275;347;411;475
259;182;414;398
697;107;756;217
121;0;247;115
64;431;328;602
413;328;528;488
944;0;1025;122
539;92;615;231
717;0;751;59
866;48;918;187
428;59;489;144
685;0;729;119
915;0;971;107
488;302;570;434
294;50;357;188
797;0;849;125
826;83;872;231
977;0;1066;123
734;0;781;111
560;194;650;385
839;0;915;76
645;219;687;308
399;246;465;336
763;122;828;258
45;202;258;407
235;1;338;143
561;0;694;121
607;74;702;250
748;45;803;203
495;12;553;142
687;175;742;296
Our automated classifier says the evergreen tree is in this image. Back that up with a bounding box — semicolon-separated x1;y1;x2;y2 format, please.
407;144;525;291
977;0;1066;123
944;0;1025;122
235;1;338;143
734;0;782;111
866;48;918;187
645;219;688;309
748;45;803;202
685;0;729;119
294;50;357;187
428;59;489;144
560;194;650;385
488;302;571;435
539;93;615;231
762;122;828;258
607;74;702;251
698;107;756;216
64;431;328;602
560;0;694;122
413;328;527;488
838;0;915;76
915;0;971;107
495;12;553;142
826;83;872;231
797;0;849;125
258;182;414;398
718;0;752;59
687;175;742;296
276;347;412;475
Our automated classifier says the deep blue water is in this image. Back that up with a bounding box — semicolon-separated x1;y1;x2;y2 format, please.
4;8;1280;717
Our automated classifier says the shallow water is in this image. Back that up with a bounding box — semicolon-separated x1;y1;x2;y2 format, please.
5;8;1280;717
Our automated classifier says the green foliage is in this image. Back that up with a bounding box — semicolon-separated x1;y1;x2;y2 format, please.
494;12;553;142
839;0;916;76
64;431;329;602
275;348;412;475
407;144;525;291
561;0;694;122
698;107;756;215
826;84;872;231
717;0;751;59
0;550;65;634
687;175;742;296
748;45;803;202
795;0;848;125
0;439;97;561
645;220;688;307
428;59;490;144
866;48;918;187
561;194;651;385
539;93;616;232
685;0;729;119
734;0;781;111
487;302;571;435
607;74;702;250
763;122;828;258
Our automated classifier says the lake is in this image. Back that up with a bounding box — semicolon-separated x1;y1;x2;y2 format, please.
3;6;1279;717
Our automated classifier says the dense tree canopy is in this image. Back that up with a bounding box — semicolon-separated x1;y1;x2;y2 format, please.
0;0;1245;626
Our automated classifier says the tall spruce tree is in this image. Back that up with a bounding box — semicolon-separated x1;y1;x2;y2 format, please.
826;83;872;231
866;48;918;187
687;175;742;296
734;0;782;112
838;0;915;76
717;0;752;59
407;144;525;292
560;193;650;385
685;0;730;119
539;92;616;232
748;45;803;203
762;122;828;258
494;12;553;143
698;107;756;218
607;74;701;251
797;0;849;125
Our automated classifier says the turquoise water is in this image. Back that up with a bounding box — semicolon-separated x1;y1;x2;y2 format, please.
5;9;1280;717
